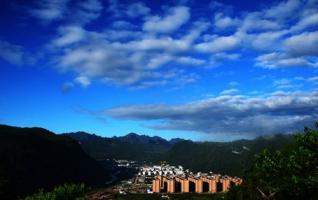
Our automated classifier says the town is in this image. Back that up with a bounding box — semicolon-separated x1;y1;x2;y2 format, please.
112;160;242;195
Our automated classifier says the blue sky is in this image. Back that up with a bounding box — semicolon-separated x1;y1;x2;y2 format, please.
0;0;318;141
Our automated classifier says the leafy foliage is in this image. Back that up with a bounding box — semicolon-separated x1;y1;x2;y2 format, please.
227;122;318;200
24;183;87;200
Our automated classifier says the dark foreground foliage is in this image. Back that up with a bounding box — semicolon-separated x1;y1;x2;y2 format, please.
24;183;87;200
226;122;318;200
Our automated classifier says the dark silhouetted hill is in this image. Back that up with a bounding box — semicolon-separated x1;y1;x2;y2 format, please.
0;125;110;200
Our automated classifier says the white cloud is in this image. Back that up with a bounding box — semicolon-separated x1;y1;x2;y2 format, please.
102;30;143;40
291;13;318;32
183;21;210;42
175;56;206;66
265;0;300;19
220;88;239;95
124;36;191;53
29;0;103;25
240;12;282;32
284;31;318;57
249;30;289;51
0;40;24;65
308;76;318;83
195;34;240;53
256;52;318;68
214;13;240;30
105;91;318;136
42;0;318;89
53;26;86;47
213;53;240;60
273;78;295;89
69;0;103;24
143;6;190;33
301;0;318;17
75;76;91;87
0;40;34;65
53;28;204;88
111;20;136;29
29;0;68;22
126;2;150;17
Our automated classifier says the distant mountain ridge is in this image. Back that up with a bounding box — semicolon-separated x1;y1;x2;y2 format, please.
114;132;170;146
66;131;186;162
67;131;295;177
67;131;185;146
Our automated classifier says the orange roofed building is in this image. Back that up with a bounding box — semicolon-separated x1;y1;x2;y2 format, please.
152;174;242;193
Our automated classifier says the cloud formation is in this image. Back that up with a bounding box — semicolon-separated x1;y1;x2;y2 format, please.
143;6;190;33
126;2;150;18
0;40;33;65
6;0;315;89
106;91;318;137
50;18;209;87
29;0;68;22
2;0;318;139
43;0;317;88
29;0;103;24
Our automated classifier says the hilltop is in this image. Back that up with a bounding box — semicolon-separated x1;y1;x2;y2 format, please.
0;125;110;200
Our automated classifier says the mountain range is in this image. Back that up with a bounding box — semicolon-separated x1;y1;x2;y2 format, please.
66;131;295;176
0;124;296;199
66;131;182;162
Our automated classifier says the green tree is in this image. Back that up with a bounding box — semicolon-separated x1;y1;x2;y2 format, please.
229;122;318;200
24;183;87;200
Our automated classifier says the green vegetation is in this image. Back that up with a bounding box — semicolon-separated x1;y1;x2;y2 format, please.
163;134;294;176
0;125;109;200
227;122;318;200
24;184;87;200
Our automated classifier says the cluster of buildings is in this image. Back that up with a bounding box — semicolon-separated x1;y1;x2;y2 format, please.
114;159;138;168
152;174;242;193
138;165;185;177
137;164;242;194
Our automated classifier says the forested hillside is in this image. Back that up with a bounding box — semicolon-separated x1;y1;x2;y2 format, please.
0;125;109;200
66;132;177;161
163;134;295;176
68;131;295;176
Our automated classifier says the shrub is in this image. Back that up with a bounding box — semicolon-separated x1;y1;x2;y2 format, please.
24;183;87;200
